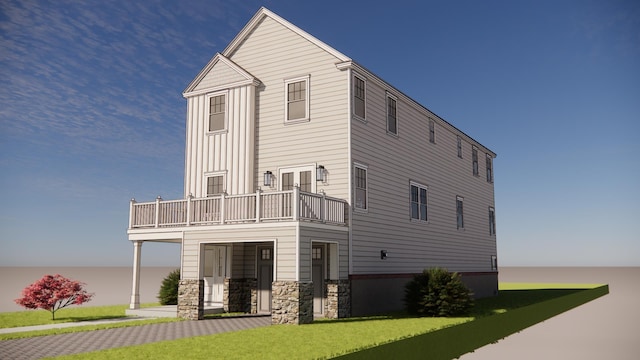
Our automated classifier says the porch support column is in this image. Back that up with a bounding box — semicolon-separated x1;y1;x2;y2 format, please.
129;240;143;310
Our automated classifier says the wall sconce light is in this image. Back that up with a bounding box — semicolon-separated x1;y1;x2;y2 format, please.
380;250;387;260
263;171;273;187
316;165;325;182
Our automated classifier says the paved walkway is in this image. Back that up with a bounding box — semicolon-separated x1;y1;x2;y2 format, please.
0;315;271;360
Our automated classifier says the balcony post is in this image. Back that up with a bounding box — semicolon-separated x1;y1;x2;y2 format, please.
255;188;262;223
292;185;299;221
320;190;326;223
154;196;162;228
186;194;193;226
220;192;227;224
129;240;143;310
129;198;136;229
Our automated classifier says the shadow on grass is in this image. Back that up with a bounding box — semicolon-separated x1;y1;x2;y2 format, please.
333;285;609;359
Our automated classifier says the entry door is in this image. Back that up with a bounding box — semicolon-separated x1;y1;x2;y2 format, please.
203;246;226;304
312;245;325;315
257;246;274;313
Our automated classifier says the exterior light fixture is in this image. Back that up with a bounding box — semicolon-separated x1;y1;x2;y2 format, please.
380;250;388;260
264;171;273;187
316;165;325;182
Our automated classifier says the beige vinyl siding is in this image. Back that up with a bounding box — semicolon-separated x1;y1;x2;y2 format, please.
228;16;349;200
350;75;496;274
193;60;247;91
184;84;256;196
181;225;297;280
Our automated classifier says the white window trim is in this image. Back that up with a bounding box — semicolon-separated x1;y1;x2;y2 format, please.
386;92;398;136
472;146;479;177
410;181;429;223
353;162;368;213
204;171;227;196
456;195;465;230
206;91;229;135
277;164;316;193
486;154;494;183
428;119;436;144
284;75;310;124
352;72;366;123
489;206;496;236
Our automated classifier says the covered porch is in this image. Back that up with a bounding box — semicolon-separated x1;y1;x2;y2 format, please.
127;188;350;324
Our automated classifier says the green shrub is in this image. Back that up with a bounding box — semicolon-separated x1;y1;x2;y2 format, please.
158;269;180;305
404;267;474;317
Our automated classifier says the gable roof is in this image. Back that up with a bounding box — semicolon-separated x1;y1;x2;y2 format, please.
183;53;260;97
222;7;351;63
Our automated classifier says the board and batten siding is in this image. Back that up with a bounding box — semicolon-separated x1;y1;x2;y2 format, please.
227;16;349;201
184;84;256;197
349;70;497;275
181;225;297;280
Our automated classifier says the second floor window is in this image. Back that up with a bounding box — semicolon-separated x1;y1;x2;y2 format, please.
354;165;368;210
456;196;464;229
410;183;428;221
486;155;493;183
285;75;310;122
386;94;397;135
457;136;463;158
472;147;479;176
353;75;366;120
207;175;224;196
489;207;496;235
208;94;226;132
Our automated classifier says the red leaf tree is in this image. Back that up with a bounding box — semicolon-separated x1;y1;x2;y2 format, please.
15;274;94;320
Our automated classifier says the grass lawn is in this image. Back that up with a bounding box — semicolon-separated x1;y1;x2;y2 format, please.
46;283;607;360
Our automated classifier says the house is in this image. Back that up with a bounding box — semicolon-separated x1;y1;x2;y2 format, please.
127;7;498;324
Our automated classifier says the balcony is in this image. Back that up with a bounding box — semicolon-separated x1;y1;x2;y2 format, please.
129;187;348;229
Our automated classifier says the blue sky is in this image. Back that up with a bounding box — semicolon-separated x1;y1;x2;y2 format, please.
1;0;638;267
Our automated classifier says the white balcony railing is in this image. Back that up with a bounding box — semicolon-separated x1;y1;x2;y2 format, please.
129;187;348;229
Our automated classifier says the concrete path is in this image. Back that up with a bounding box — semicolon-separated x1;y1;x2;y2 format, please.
460;267;640;360
0;315;271;360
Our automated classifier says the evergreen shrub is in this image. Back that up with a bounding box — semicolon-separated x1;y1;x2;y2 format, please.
158;269;180;305
404;267;474;317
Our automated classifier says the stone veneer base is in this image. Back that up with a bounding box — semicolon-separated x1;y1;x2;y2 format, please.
271;281;313;325
325;279;351;318
177;279;204;320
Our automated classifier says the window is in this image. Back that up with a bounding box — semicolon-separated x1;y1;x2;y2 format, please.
472;146;479;176
429;119;435;143
261;248;271;260
206;175;224;196
456;196;464;229
312;247;322;260
386;94;397;135
208;94;226;132
285;76;310;122
457;136;463;158
410;182;428;221
491;255;498;271
354;164;368;210
489;207;496;235
486;155;493;183
353;74;366;120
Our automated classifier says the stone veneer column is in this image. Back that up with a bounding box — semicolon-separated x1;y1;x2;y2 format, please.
325;280;351;319
223;278;258;313
178;279;204;320
271;281;313;325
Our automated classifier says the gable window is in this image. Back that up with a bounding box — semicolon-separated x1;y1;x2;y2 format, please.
457;136;463;158
456;196;464;229
386;94;397;135
206;175;224;196
354;164;368;211
285;75;310;123
410;182;428;221
472;146;479;176
489;207;496;235
208;94;226;132
353;74;366;120
486;154;493;183
429;119;435;143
